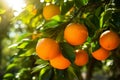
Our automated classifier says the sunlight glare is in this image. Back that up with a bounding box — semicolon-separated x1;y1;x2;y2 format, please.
5;0;26;16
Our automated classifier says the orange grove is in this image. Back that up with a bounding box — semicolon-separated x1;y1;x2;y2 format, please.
36;38;60;60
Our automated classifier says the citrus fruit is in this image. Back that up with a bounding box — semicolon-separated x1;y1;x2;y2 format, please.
36;38;60;60
32;8;37;15
50;53;71;69
99;30;120;50
92;47;110;61
74;50;88;66
32;33;41;40
43;4;60;20
64;23;88;45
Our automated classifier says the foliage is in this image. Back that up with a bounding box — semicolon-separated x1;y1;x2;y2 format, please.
1;0;120;80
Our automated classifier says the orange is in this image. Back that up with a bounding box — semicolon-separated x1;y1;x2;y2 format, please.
43;4;60;20
27;5;37;15
32;33;41;40
64;23;88;45
32;9;37;15
92;47;110;61
50;53;71;69
36;38;60;60
74;50;88;66
99;30;120;50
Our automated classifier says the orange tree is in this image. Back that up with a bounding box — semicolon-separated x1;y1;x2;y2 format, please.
3;0;120;80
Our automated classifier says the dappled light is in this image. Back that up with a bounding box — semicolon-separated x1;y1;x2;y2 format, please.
4;0;26;16
0;0;120;80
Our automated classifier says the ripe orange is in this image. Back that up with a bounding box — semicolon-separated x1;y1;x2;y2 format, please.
50;53;71;69
64;23;88;45
36;38;60;60
74;50;88;66
92;47;110;61
43;4;60;20
99;30;120;50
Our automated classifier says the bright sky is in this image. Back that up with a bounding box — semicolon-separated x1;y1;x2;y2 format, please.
5;0;26;16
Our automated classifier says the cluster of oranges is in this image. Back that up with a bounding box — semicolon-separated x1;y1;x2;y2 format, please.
92;30;120;61
36;23;89;70
36;38;71;69
36;4;120;69
36;17;89;69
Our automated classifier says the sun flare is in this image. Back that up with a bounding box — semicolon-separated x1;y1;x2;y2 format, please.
5;0;26;16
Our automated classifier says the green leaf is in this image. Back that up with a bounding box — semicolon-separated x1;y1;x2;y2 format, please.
91;41;100;52
9;39;30;48
17;49;26;56
43;20;60;30
85;14;99;37
3;73;14;79
20;48;35;57
17;41;29;49
100;10;112;28
32;62;49;73
69;65;83;80
39;66;53;80
67;67;79;80
35;59;49;65
13;39;31;49
31;16;40;27
60;42;75;63
6;64;17;72
95;6;104;18
87;14;100;29
51;15;65;22
16;68;32;80
80;0;88;5
16;33;32;42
